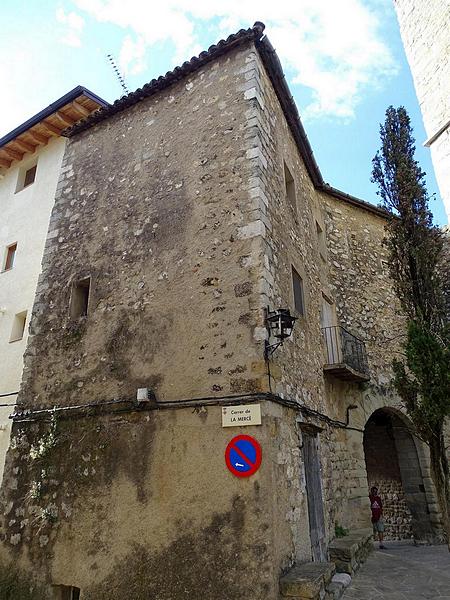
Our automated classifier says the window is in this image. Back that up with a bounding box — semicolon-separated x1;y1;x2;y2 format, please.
54;585;81;600
24;164;37;187
320;294;336;329
15;161;37;193
292;267;305;316
316;221;326;260
4;243;17;271
70;278;90;318
284;162;296;214
10;311;27;343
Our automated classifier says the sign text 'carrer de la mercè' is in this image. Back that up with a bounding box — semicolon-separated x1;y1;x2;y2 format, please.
221;404;262;427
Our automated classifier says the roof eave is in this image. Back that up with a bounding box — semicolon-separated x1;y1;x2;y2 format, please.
0;86;109;148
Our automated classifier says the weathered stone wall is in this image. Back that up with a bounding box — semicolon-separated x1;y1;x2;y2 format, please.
0;31;444;599
394;0;450;220
245;45;412;541
0;41;326;598
19;45;271;408
0;404;284;599
247;45;442;544
320;194;405;384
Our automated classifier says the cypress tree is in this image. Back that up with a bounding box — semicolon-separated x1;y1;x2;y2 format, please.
372;106;450;545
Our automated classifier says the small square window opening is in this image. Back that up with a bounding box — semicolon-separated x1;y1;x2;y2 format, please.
15;162;38;193
70;278;91;318
23;164;37;188
10;311;27;343
54;585;81;600
316;221;326;260
284;163;296;214
4;243;17;271
292;267;305;316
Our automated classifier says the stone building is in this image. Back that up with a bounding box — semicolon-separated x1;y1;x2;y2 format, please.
0;87;107;484
394;0;450;221
0;22;444;600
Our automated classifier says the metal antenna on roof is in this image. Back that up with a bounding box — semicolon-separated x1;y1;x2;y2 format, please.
106;54;129;96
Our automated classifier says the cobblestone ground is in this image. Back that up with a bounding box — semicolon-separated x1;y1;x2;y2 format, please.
342;542;450;600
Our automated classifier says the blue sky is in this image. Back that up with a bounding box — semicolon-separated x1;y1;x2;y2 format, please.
1;0;447;225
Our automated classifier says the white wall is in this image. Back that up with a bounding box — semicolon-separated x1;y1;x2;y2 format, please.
0;137;66;480
394;0;450;221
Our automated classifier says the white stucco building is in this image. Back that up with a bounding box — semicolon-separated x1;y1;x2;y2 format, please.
394;0;450;221
0;87;107;479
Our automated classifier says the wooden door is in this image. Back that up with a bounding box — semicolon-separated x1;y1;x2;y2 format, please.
321;295;341;364
303;432;327;562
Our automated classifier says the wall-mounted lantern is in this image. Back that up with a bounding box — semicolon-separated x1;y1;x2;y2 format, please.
264;307;297;359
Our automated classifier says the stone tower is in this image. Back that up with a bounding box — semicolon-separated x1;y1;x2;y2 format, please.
393;0;450;221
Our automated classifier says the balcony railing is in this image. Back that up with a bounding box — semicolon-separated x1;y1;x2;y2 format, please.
321;326;370;382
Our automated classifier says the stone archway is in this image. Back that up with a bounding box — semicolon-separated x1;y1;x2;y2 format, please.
363;408;435;542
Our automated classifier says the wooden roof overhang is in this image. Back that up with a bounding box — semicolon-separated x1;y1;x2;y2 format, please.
0;86;108;170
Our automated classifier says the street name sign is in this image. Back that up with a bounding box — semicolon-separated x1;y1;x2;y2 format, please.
221;404;261;427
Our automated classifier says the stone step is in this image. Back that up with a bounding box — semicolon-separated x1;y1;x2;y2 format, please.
325;573;352;600
328;528;373;576
280;562;335;599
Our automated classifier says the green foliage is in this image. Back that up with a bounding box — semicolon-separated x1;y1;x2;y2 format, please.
372;105;450;541
393;322;450;440
0;565;46;600
371;107;449;433
372;106;444;330
334;523;349;538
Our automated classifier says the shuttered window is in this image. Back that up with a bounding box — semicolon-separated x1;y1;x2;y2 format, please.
23;164;37;187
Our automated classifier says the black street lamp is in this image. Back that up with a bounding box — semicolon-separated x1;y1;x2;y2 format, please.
264;307;297;359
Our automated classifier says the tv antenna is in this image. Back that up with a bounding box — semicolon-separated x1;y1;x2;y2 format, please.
107;53;129;96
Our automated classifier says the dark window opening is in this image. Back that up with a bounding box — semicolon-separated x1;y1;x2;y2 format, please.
284;162;296;214
16;161;38;193
4;243;17;271
55;585;81;600
70;278;90;318
316;221;326;259
292;267;305;316
24;164;37;188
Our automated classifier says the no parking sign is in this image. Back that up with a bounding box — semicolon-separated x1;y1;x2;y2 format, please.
225;434;262;478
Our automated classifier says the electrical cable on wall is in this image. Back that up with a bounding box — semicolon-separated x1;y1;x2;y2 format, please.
10;391;364;432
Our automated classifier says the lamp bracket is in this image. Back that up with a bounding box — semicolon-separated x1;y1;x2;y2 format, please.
264;339;283;360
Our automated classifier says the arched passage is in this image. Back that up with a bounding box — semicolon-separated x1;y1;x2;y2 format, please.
363;408;434;542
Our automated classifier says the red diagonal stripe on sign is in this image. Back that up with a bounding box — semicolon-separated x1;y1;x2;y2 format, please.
231;443;255;468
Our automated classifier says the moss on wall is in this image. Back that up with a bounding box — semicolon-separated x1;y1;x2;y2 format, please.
83;497;270;600
0;564;46;600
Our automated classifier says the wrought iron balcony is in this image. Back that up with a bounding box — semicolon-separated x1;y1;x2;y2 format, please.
321;326;370;382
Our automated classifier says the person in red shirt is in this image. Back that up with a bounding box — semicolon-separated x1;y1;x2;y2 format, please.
369;486;386;549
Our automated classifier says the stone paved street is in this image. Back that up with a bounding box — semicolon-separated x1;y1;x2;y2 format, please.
342;542;450;600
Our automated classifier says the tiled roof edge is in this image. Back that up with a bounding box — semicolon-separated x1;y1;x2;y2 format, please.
64;23;264;138
320;185;389;219
65;22;388;220
254;35;388;220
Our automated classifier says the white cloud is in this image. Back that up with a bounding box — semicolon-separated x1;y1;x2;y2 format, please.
119;36;147;76
73;0;397;119
56;7;85;47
